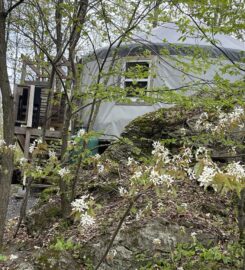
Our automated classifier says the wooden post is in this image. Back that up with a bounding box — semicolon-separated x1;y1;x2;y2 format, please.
27;85;35;127
24;128;31;159
24;85;35;159
20;63;26;83
13;84;18;123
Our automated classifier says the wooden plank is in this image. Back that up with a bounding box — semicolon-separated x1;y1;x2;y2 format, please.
13;84;19;122
16;135;25;152
20;63;26;83
18;81;50;87
14;126;62;138
27;85;35;127
24;129;31;159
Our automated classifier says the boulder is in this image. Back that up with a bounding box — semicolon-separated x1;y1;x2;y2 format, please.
105;106;244;162
34;250;80;270
81;218;219;270
15;262;35;270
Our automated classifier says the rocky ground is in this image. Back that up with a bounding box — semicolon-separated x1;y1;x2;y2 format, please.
7;185;38;220
1;167;242;270
0;106;244;269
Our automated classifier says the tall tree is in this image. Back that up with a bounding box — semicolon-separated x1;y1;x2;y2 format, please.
0;0;25;250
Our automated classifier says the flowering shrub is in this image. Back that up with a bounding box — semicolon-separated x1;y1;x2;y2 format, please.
0;139;16;152
194;106;244;134
71;195;96;228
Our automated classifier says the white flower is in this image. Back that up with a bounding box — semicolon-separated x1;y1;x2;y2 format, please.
149;169;174;186
186;167;196;180
194;112;209;131
198;166;216;189
195;147;208;160
58;167;70;177
49;150;56;159
8;144;16;151
181;203;188;209
118;187;128;197
132;170;142;179
9;254;18;260
80;212;95;227
71;196;89;212
97;163;104;173
0;139;6;147
152;238;161;246
29;140;37;153
182;147;193;163
127;157;135;166
177;267;184;270
109;249;117;257
226;162;245;181
36;166;42;174
152;141;170;163
19;157;28;165
179;127;186;135
191;232;197;242
77;129;86;137
238;123;244;129
36;138;43;145
213;106;244;133
94;153;101;160
191;232;197;237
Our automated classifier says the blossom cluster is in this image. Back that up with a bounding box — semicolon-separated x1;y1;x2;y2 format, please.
226;162;245;181
149;169;174;186
0;139;16;152
194;148;245;191
29;138;42;153
77;128;86;137
213;107;244;132
118;186;128;197
152;141;170;163
71;195;95;228
127;141;177;189
194;107;244;134
197;166;218;189
48;150;56;159
97;163;104;173
58;167;70;177
71;195;89;212
19;157;28;166
127;157;138;166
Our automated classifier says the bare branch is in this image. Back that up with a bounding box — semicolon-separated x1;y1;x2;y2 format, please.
6;0;25;16
174;4;245;73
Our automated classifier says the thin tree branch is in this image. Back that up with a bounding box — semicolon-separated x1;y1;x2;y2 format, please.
6;0;25;16
95;192;142;270
174;4;245;73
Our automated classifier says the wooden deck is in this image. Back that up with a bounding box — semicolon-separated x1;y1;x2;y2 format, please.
15;126;61;138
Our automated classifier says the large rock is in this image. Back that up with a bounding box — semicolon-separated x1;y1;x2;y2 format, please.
81;218;219;270
105;106;245;162
34;250;80;270
15;262;35;270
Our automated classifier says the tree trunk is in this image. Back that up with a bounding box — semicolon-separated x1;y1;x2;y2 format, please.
238;189;245;241
60;104;72;218
0;10;15;249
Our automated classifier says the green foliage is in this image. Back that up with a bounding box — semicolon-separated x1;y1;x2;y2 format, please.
40;186;59;202
0;254;7;262
138;242;243;270
50;237;80;252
